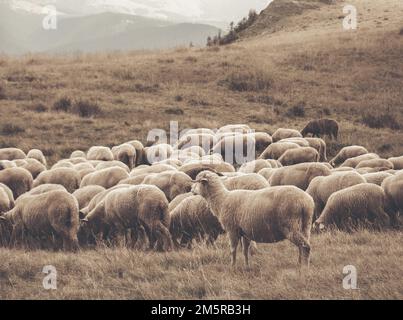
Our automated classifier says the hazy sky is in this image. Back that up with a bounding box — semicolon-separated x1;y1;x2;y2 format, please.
8;0;272;22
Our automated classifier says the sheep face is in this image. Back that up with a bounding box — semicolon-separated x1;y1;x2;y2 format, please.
312;220;326;232
191;171;218;198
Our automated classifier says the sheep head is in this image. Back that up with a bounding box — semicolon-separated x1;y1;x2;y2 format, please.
191;171;223;198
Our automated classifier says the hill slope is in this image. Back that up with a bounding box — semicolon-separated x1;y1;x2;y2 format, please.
0;0;402;164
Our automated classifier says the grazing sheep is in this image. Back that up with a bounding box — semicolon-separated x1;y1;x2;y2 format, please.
258;168;277;181
314;184;391;231
388;156;403;170
238;159;273;174
168;193;193;212
210;134;256;165
0;148;26;161
330;146;369;167
301;119;339;140
0;186;13;214
154;159;183;168
181;146;206;157
171;150;200;163
216;124;251;137
142;144;174;165
169;195;224;248
176;133;217;154
279;138;310;147
0;190;80;250
95;161;130;173
356;159;394;170
130;164;177;177
339;153;380;168
26;149;47;167
119;174;149;186
192;171;314;268
269;163;331;190
34;168;81;193
142;171;193;201
82;185;173;251
245;132;272;156
0;167;33;199
363;172;393;186
304;137;327;162
126;140;145;166
179;161;235;179
306;172;366;219
223;173;269;190
0;183;14;212
259;142;300;160
112;143;136;169
272;128;302;142
0;160;17;170
71;150;86;159
80;167;129;189
182;128;216;136
382;174;403;227
24;184;67;197
278;147;319;166
87;146;114;161
73;185;106;209
201;153;224;163
52;161;75;169
16;158;46;179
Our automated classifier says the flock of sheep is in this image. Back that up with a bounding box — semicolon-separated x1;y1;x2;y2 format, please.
0;118;402;269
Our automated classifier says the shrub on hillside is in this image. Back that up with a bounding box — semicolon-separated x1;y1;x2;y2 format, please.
361;113;400;130
286;103;306;118
0;84;6;100
165;107;184;115
224;69;272;92
0;123;25;136
53;97;72;112
72;100;102;118
31;103;48;113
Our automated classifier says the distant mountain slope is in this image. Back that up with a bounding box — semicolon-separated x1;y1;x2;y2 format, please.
237;0;333;38
0;4;219;54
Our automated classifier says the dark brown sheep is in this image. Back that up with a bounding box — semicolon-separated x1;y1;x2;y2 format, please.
301;119;339;140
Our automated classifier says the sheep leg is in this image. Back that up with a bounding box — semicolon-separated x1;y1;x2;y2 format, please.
228;231;240;267
154;222;173;252
241;237;251;268
286;231;311;268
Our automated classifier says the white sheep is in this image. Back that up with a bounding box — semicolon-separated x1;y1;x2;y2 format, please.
330;146;369;167
356;159;394;170
388;156;403;170
73;185;106;210
0;167;33;199
0;148;26;161
259;142;300;160
269;163;331;190
278;147;319;166
80;166;129;189
382;173;403;227
192;171;314;268
314;183;391;231
26;149;47;167
363;172;393;186
87;146;114;161
306;171;366;219
112;143;136;169
34;167;81;193
271;128;302;142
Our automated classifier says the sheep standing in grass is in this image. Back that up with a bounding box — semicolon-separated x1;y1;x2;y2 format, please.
304;137;327;162
71;150;86;159
15;158;46;179
142;144;174;165
0;183;14;213
314;183;391;231
382;173;403;227
0;167;33;199
0;148;26;161
179;161;235;179
238;159;274;174
95;161;130;173
259;142;300;160
175;133;217;154
141;171;192;201
169;195;225;248
73;185;106;209
192;171;314;268
112;143;136;170
87;146;114;161
330;146;368;167
34;167;81;193
26;149;47;167
269;163;331;190
363;172;393;186
0;190;80;251
223;173;269;190
82;185;173;251
339;153;380;168
278;147;319;166
356;159;394;171
80;167;129;189
388;156;403;170
306;172;366;219
301;119;339;140
272;128;302;142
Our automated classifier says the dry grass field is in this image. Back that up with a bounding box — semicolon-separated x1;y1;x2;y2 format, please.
1;231;402;300
0;0;402;300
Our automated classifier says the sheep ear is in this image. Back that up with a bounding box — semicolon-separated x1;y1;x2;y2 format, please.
80;218;89;223
200;178;208;183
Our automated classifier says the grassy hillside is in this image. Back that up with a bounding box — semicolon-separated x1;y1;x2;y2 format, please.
0;231;402;299
1;0;402;165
